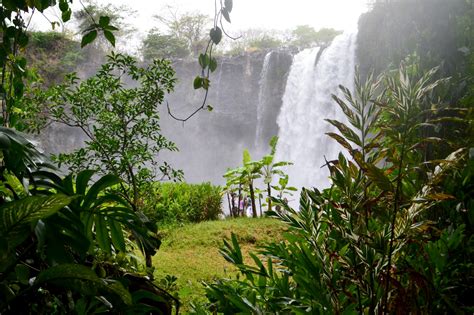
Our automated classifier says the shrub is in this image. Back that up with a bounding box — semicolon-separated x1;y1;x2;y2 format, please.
144;182;222;225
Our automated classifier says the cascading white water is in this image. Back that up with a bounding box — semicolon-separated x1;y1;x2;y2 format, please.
255;51;273;149
275;28;358;193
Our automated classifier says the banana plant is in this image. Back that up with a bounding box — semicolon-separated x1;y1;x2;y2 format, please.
223;150;261;218
258;136;293;213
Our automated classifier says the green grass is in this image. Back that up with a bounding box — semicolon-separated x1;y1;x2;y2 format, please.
152;217;286;311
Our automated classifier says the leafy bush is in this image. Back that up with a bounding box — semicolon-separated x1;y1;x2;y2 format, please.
144;182;222;225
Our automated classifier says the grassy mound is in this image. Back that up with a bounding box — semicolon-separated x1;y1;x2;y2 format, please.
153;217;286;310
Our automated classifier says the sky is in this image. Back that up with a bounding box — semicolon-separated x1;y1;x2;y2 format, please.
108;0;370;31
28;0;370;53
30;0;369;32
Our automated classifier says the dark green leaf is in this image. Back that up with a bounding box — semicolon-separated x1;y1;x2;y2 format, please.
209;57;218;72
83;174;121;209
193;76;203;89
103;30;116;47
109;220;126;252
35;264;132;305
198;53;209;68
95;214;111;255
59;0;68;12
81;30;98;48
0;194;75;249
99;16;110;27
210;27;222;45
62;9;71;23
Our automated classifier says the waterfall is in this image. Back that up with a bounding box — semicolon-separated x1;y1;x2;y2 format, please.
275;29;358;193
255;51;273;149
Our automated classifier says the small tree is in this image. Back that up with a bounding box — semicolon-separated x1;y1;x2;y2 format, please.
258;136;293;212
224;150;261;218
142;28;190;60
291;25;342;48
40;53;183;210
154;8;211;56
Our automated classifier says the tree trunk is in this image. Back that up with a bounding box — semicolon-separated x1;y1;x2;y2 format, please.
226;192;232;218
258;194;263;217
238;184;242;217
249;181;257;218
267;183;272;213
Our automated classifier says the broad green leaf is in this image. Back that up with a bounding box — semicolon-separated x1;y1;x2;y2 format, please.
109;220;126;252
0;194;75;249
81;30;98;48
35;264;132;305
83;174;121;209
76;170;95;196
58;0;68;11
96;214;111;255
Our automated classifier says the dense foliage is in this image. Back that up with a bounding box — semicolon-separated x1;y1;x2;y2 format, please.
199;60;473;313
144;182;222;225
0;128;175;313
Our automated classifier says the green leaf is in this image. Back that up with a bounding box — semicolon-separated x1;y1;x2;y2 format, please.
202;77;210;90
326;132;354;153
210;27;222;45
209;57;218;72
76;170;95;196
109;220;126;252
207;105;213;112
103;30;116;47
221;8;231;23
243;149;251;164
81;30;98;48
59;0;68;11
198;53;209;68
95;214;111;255
193;76;203;89
99;16;110;27
0;194;75;249
326;119;362;147
62;9;71;22
83;174;121;209
364;163;393;192
35;264;132;305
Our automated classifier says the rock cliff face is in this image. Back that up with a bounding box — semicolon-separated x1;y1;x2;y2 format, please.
40;49;293;184
161;50;293;183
